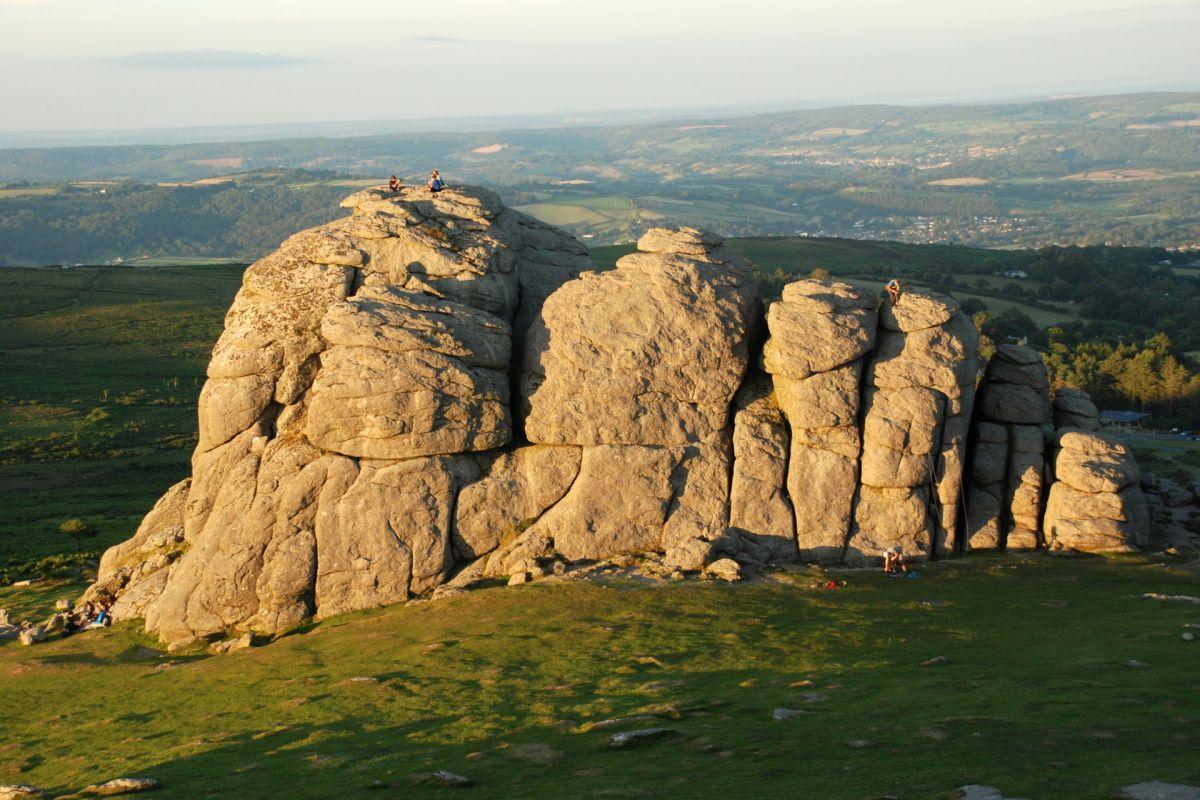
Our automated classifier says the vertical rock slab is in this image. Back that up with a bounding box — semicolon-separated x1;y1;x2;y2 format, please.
521;227;759;446
761;279;877;563
847;288;977;564
1044;431;1148;552
451;445;582;561
964;344;1049;551
727;374;796;560
522;445;680;561
314;455;467;619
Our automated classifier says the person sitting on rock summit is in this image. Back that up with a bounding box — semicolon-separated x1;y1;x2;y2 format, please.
426;170;446;193
388;175;402;193
885;279;902;306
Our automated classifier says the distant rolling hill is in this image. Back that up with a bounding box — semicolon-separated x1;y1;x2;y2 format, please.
1;92;1199;252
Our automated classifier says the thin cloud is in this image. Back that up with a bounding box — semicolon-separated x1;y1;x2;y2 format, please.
409;35;468;43
106;49;315;69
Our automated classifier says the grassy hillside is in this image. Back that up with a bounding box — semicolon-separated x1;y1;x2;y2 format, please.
2;557;1198;798
0;264;240;569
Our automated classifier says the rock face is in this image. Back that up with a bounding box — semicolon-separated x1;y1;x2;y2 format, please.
1044;431;1149;552
84;187;588;642
964;345;1049;551
762;279;876;563
847;287;978;564
85;187;1147;644
520;226;758;446
727;374;795;560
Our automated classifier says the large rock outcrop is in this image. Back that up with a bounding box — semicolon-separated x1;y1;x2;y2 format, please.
86;187;589;642
83;188;1148;646
964;345;1050;551
762;280;876;563
845;288;978;564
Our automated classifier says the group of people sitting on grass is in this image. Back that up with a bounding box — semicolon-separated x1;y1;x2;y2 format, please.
67;597;112;633
388;170;447;194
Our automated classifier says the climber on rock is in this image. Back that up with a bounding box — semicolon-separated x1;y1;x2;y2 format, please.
886;279;902;306
426;170;446;193
388;175;402;193
883;545;908;575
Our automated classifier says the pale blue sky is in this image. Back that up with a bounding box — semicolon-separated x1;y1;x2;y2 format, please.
1;0;1198;133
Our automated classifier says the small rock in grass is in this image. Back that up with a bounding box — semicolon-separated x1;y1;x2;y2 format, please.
79;777;162;795
704;558;742;582
788;679;815;688
1126;659;1149;668
1115;782;1200;800
842;739;872;749
922;656;953;667
0;786;49;800
607;728;676;748
1141;593;1200;606
507;572;528;586
772;708;804;721
800;691;827;703
1183;632;1195;642
0;609;9;626
585;715;657;731
348;676;379;683
55;599;71;611
227;632;254;653
413;771;472;788
18;626;45;646
166;636;201;653
922;727;949;740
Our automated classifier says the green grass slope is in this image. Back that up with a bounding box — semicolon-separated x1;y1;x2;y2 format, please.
0;264;242;569
2;557;1198;798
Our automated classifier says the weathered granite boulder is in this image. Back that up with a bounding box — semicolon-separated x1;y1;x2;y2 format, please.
763;279;876;563
727;374;796;560
452;445;581;561
847;287;977;564
964;344;1049;551
1044;431;1149;552
520;227;759;446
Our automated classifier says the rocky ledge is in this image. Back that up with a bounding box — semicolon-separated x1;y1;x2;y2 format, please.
78;186;1150;645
